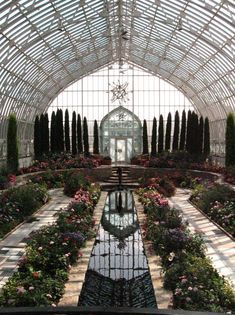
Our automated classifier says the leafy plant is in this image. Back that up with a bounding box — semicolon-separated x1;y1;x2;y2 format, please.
7;114;19;174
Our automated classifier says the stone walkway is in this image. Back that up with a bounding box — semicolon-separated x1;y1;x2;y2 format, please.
169;188;235;286
0;188;72;289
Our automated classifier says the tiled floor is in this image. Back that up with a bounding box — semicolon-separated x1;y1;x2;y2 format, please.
0;188;72;289
169;188;235;286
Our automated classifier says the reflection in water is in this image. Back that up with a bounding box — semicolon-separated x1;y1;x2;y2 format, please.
78;190;157;308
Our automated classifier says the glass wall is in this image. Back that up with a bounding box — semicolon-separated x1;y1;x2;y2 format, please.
47;62;193;155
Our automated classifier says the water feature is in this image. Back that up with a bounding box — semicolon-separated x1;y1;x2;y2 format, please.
78;190;157;308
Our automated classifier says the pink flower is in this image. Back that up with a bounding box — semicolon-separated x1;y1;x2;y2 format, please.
17;286;26;294
181;278;187;284
29;286;35;291
188;286;193;291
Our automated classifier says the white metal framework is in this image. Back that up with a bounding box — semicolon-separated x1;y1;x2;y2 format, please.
0;0;235;157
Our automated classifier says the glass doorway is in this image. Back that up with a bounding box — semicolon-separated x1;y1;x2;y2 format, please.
100;106;142;164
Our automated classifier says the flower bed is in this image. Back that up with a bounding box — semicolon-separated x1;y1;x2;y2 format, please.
18;153;102;175
0;184;48;239
0;184;100;307
136;186;235;312
190;183;235;237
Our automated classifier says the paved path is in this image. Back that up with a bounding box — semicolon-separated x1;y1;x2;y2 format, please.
0;188;72;289
169;188;235;286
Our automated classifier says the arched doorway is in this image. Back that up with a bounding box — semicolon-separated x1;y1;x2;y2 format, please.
100;106;142;164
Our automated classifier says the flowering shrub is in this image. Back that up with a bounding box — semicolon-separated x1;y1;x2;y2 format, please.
18;153;102;175
64;171;91;197
0;184;100;307
136;186;235;312
0;184;48;238
28;171;64;189
190;183;235;237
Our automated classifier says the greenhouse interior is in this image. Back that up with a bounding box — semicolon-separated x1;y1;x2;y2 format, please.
0;0;235;314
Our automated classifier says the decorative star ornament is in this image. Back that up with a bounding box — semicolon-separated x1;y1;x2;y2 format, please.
109;80;129;104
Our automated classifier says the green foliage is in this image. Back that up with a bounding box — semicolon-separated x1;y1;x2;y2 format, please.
179;109;186;151
151;117;157;157
186;110;192;153
44;113;49;155
158;114;164;153
71;111;77;155
93;120;99;154
7;114;19;173
203;117;210;157
142;119;149;154
172;111;179;151
83;117;90;156
225;112;235;167
64;171;90;197
34;115;41;159
198;116;204;155
65;109;70;152
50;111;56;153
191;112;199;155
165;112;172;151
56;109;64;152
77;114;83;154
0;183;48;238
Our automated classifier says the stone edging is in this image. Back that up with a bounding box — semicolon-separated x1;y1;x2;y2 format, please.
133;194;172;309
58;191;108;306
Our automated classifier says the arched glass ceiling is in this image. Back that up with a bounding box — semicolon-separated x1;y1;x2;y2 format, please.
0;0;235;151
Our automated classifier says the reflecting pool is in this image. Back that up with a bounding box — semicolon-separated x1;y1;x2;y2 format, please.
78;190;157;308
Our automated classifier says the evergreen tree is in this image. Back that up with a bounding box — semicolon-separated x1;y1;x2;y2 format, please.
142;119;149;154
198;116;204;155
172;111;179;151
83;117;90;156
151;117;157;157
165;112;172;151
179;110;186;151
34;115;41;159
204;117;210;157
58;109;64;152
225;113;235;167
191;112;198;155
55;109;60;152
77;114;83;154
158;114;164;153
186;110;192;153
93;120;99;154
44;113;49;154
65;109;70;152
7;113;19;173
39;113;45;154
50;111;56;153
71;111;77;155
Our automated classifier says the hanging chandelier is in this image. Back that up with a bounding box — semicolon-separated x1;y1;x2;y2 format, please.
109;80;129;104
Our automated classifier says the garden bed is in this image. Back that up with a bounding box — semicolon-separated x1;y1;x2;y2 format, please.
135;184;235;313
0;182;100;307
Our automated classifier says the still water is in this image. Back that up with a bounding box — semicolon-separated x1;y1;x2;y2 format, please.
78;190;157;308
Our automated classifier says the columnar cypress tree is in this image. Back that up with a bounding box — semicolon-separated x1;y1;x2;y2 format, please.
7;113;19;173
44;113;49;154
71;111;77;155
77;114;83;154
93;120;99;154
165;112;172;151
203;117;210;157
50;111;56;153
34;115;41;159
173;111;180;151
191;112;198;155
65;109;70;152
55;109;60;152
198;116;204;155
225;113;235;167
186;110;192;153
142;119;149;154
158;114;164;153
151;117;157;157
39;113;45;154
179;109;186;151
83;117;90;156
59;109;64;152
